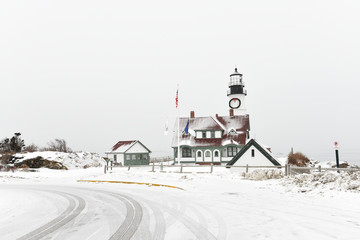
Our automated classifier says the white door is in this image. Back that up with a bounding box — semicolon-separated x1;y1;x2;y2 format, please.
204;150;212;162
196;150;203;162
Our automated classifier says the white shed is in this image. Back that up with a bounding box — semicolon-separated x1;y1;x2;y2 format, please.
226;139;281;167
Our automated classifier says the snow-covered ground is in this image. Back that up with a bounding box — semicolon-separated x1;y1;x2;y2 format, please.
1;162;360;240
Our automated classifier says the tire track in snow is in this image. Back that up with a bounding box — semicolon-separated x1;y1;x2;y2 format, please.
108;192;143;240
17;191;85;240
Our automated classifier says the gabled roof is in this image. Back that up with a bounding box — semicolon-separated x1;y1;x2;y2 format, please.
227;139;281;166
106;140;151;153
172;115;250;148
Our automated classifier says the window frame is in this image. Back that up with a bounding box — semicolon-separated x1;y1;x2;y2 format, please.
227;146;238;157
182;147;192;158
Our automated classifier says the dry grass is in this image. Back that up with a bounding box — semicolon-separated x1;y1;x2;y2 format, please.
288;152;310;167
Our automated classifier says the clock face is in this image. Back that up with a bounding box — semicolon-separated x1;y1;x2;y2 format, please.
229;98;241;109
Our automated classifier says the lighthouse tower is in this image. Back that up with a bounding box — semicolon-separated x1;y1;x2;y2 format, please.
227;68;247;115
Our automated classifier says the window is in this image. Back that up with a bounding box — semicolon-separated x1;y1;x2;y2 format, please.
227;147;238;157
214;151;219;157
197;151;202;157
196;131;202;138
205;151;210;157
202;132;206;138
182;148;192;158
211;131;215;138
131;154;136;160
114;155;117;162
215;131;222;138
206;131;211;138
140;154;147;160
126;155;130;160
251;149;255;157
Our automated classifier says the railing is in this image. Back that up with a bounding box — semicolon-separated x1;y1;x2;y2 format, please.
104;163;360;175
150;156;173;163
228;80;244;86
227;89;247;96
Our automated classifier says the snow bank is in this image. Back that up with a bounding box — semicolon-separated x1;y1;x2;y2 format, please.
281;171;360;193
14;151;105;169
243;169;284;180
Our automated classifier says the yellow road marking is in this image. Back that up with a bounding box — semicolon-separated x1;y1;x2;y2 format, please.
77;180;184;190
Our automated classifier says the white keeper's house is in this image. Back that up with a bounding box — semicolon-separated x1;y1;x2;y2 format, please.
172;68;250;165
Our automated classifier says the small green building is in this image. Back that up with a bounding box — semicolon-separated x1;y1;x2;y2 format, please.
105;140;151;166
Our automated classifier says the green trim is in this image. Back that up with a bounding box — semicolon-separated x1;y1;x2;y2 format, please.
124;141;152;154
226;139;281;166
172;146;242;163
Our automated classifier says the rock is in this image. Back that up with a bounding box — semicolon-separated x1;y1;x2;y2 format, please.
14;156;68;170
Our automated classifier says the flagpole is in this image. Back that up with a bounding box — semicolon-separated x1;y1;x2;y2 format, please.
177;84;180;165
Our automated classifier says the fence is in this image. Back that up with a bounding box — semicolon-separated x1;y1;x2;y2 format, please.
104;162;360;175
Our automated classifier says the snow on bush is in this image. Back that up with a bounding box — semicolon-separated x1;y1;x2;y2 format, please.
282;171;360;193
54;152;104;169
14;151;105;169
242;169;284;180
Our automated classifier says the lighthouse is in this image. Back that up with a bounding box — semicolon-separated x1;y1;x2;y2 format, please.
227;68;247;116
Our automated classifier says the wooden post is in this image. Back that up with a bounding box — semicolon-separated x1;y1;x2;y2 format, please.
111;161;113;170
128;165;131;171
152;161;155;172
285;164;288;176
104;165;107;174
210;163;213;173
288;165;291;176
246;164;249;173
318;165;321;173
180;164;183;173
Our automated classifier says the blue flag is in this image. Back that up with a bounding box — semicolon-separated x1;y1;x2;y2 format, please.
184;119;189;134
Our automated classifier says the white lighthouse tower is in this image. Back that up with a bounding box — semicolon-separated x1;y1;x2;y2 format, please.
227;68;247;116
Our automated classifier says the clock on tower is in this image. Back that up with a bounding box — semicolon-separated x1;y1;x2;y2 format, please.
227;68;247;115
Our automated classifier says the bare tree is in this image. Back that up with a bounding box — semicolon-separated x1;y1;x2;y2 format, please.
47;139;72;153
23;143;38;152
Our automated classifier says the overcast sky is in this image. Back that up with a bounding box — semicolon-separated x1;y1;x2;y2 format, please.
1;0;359;163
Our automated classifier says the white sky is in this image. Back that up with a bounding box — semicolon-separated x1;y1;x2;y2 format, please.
1;0;359;163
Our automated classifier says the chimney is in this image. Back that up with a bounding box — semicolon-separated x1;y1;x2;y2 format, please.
190;111;195;118
229;109;234;117
215;114;218;118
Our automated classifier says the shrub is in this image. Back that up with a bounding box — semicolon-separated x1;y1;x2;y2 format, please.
288;152;310;167
46;139;72;153
23;143;38;152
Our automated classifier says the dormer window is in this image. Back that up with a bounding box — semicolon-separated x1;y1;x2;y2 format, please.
215;131;222;138
229;129;237;135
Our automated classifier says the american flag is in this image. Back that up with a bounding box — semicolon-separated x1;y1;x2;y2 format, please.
175;89;178;108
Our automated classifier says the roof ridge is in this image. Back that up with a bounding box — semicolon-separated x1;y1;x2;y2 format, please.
211;116;226;131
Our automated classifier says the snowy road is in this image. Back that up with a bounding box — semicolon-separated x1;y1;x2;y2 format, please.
0;184;221;240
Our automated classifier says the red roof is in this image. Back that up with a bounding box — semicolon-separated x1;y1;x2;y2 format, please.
111;140;137;152
172;115;250;148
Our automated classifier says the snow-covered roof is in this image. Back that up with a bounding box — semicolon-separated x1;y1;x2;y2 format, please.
227;139;281;166
106;140;151;153
107;140;137;153
172;115;250;148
